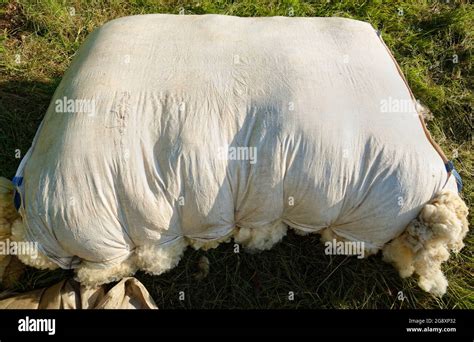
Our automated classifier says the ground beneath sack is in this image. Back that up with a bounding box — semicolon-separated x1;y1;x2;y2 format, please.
3;231;471;309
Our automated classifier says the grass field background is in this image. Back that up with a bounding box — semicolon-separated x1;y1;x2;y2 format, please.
0;0;472;309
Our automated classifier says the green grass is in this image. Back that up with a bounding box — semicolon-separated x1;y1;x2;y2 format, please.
0;0;472;309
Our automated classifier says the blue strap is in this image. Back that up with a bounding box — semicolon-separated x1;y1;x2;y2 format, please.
12;176;23;210
445;160;454;173
445;161;463;192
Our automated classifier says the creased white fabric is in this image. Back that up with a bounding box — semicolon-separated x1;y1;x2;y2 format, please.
16;14;453;269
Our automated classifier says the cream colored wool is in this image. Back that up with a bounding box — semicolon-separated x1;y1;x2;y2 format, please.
234;224;288;252
10;218;58;271
383;190;469;296
0;178;18;281
75;255;138;286
135;238;188;277
0;177;18;230
187;233;234;251
0;177;58;276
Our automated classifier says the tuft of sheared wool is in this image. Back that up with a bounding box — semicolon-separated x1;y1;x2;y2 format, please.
0;178;30;282
292;228;311;236
383;190;469;297
136;238;188;275
10;218;59;270
187;233;233;251
75;254;138;287
0;177;19;236
0;177;58;273
234;223;287;251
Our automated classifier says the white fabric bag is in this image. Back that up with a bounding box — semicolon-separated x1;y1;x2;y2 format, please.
11;15;459;282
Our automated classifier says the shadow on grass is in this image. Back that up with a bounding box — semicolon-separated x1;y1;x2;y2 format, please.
0;79;61;177
136;231;443;309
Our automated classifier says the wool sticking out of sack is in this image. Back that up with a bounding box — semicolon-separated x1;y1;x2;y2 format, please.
0;15;468;296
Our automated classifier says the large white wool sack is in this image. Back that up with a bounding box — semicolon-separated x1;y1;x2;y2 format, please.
6;15;465;290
